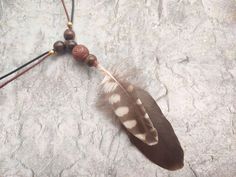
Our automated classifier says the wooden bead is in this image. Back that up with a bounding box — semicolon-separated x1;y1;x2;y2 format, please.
53;41;66;54
85;54;98;67
65;40;77;52
64;29;75;40
72;45;89;61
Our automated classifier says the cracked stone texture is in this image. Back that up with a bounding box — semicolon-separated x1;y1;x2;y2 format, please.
0;0;236;176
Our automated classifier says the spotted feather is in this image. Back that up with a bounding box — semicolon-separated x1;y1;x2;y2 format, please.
96;64;184;170
100;74;158;145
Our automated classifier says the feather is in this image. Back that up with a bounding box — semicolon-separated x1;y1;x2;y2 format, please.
98;65;158;146
96;64;184;170
129;88;184;170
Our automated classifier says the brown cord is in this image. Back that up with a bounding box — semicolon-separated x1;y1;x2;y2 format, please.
0;0;75;88
0;51;50;81
61;0;70;22
0;51;54;89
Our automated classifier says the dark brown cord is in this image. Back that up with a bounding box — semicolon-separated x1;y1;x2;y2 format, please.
61;0;75;23
71;0;75;23
0;51;50;81
0;51;54;89
61;0;71;22
0;0;75;88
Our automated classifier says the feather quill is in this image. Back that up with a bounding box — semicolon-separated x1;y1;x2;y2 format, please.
96;64;184;170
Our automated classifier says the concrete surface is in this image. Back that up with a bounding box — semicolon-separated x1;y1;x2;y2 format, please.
0;0;236;176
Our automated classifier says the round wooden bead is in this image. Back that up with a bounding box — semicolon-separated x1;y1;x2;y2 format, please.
65;40;77;52
53;41;66;54
85;54;98;67
64;29;75;40
72;45;89;61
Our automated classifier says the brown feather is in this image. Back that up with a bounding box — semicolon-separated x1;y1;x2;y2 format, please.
128;88;184;170
96;64;184;169
100;74;158;146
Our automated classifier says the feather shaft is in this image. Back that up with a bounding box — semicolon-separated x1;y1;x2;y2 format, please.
97;64;129;96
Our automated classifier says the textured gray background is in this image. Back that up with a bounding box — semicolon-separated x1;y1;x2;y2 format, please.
0;0;236;176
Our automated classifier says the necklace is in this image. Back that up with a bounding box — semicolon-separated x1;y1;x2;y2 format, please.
0;0;183;170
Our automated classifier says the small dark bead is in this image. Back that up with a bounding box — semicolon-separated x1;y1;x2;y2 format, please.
72;45;89;61
64;29;75;40
85;54;98;67
53;41;66;54
65;40;77;52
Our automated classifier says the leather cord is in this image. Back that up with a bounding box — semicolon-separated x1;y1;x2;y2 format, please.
71;0;75;23
61;0;75;23
0;0;75;89
0;51;49;81
61;0;70;22
0;51;54;89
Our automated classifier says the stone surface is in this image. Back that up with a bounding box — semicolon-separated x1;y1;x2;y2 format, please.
0;0;236;176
